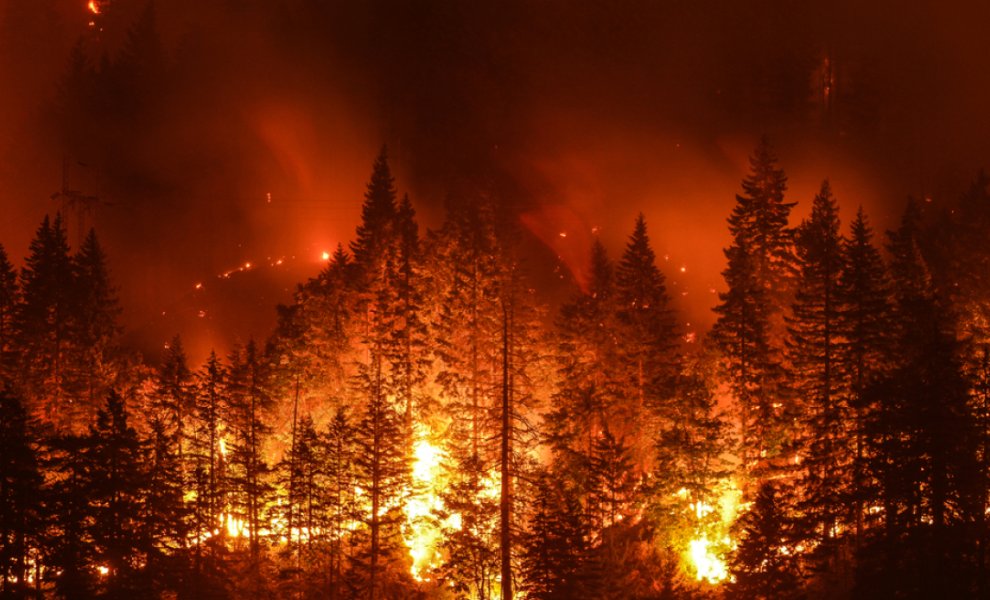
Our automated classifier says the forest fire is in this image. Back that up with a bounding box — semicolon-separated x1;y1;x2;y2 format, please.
2;1;990;599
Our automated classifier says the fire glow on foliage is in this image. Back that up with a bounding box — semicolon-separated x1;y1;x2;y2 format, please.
679;480;744;585
405;426;447;581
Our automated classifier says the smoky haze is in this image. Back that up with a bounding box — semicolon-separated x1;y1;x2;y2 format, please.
0;0;987;362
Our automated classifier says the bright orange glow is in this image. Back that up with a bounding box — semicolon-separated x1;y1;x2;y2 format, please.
681;479;743;585
321;251;330;261
87;1;100;15
404;426;446;581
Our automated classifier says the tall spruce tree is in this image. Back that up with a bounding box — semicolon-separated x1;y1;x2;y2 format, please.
350;147;397;275
15;214;76;429
71;229;121;412
836;207;893;544
786;181;849;577
348;355;412;599
85;390;151;599
520;472;589;600
322;407;355;600
224;341;274;568
728;482;802;600
712;139;795;476
548;238;621;491
615;214;679;430
856;201;982;598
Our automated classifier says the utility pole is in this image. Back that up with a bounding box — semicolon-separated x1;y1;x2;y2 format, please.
51;157;101;247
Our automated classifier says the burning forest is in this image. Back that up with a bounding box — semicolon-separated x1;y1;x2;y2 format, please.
3;1;990;599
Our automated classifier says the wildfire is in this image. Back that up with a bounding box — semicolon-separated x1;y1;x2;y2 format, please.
87;1;101;15
681;480;743;585
404;426;447;581
689;536;729;584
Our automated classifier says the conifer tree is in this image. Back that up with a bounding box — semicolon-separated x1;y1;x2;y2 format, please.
322;407;355;600
856;201;982;597
786;181;848;569
45;432;96;599
151;336;194;463
728;482;801;600
387;193;430;423
276;414;322;575
224;341;274;566
350;147;397;275
651;351;732;553
548;238;622;474
520;472;589;600
71;229;121;411
712;138;795;475
348;356;412;599
85;390;151;598
144;409;191;596
437;454;500;599
836;207;893;543
615;214;679;429
429;191;501;461
15;214;76;429
0;389;43;597
188;351;227;552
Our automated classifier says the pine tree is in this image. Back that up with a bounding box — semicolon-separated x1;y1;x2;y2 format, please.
651;350;732;554
350;147;397;274
429;191;501;461
151;336;194;463
836;207;893;544
437;453;500;599
15;214;76;430
786;181;848;574
387;193;430;423
348;356;412;599
855;200;983;598
321;407;355;600
45;432;96;600
144;409;191;596
520;472;589;599
224;341;274;569
712;138;795;475
272;243;358;422
728;482;802;600
188;351;227;553
85;390;151;599
548;238;622;474
0;389;43;597
275;414;322;584
71;229;121;412
494;235;546;600
615;214;679;433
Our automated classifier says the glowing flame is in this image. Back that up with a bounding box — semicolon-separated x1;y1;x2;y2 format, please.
681;480;743;585
87;1;100;15
404;427;446;581
689;536;728;584
225;513;248;538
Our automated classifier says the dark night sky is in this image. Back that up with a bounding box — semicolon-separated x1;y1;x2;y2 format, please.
1;0;988;362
